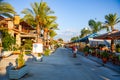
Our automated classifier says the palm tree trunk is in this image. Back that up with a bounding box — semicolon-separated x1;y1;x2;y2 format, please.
111;26;115;52
111;40;115;52
36;24;40;42
111;26;114;31
43;28;48;48
50;38;54;50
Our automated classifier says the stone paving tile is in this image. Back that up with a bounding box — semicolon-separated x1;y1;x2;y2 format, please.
77;51;120;73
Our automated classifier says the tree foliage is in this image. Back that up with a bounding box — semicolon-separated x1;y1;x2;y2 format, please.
1;30;16;50
71;36;79;42
0;1;16;17
21;1;58;47
88;19;102;33
58;38;63;42
22;39;33;50
105;13;120;31
21;1;55;32
80;27;91;38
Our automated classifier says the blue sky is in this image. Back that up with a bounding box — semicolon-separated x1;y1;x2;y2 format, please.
5;0;120;42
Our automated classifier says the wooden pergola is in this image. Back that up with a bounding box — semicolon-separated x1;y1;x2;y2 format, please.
94;30;120;52
94;30;119;40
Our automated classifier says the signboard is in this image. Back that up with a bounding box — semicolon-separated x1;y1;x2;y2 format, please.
33;43;43;53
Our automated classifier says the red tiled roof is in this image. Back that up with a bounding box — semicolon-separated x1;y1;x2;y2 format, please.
94;30;120;40
20;21;35;30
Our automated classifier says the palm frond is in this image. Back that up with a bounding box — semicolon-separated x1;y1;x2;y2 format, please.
0;2;15;17
31;2;39;15
105;13;120;31
21;8;34;16
49;30;57;38
0;13;13;18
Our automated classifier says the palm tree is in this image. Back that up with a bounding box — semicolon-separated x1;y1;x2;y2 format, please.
80;27;91;38
71;36;79;42
105;13;120;31
21;1;55;43
49;30;57;49
0;0;15;18
44;18;58;48
88;19;102;33
105;13;120;52
43;16;58;41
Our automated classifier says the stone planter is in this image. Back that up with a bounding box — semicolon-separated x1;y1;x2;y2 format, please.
9;65;29;79
102;58;108;64
36;56;43;62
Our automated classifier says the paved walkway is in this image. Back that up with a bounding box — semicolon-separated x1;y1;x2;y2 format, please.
77;50;120;73
0;47;120;80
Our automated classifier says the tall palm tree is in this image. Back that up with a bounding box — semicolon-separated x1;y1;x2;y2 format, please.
80;27;91;38
43;16;57;40
105;13;120;52
105;13;120;31
0;0;15;18
21;1;55;43
88;19;102;33
43;16;58;48
48;30;57;50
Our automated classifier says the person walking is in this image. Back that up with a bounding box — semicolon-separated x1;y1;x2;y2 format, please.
72;46;77;58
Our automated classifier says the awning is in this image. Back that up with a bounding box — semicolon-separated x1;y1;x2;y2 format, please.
93;30;120;40
78;33;99;42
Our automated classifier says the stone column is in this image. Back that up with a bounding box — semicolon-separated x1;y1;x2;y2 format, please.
8;19;14;36
16;33;21;47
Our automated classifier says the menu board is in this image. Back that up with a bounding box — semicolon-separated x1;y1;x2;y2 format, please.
33;43;43;53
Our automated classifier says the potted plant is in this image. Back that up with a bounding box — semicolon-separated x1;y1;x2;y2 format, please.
96;51;101;58
116;44;120;53
101;50;109;64
111;54;118;64
91;47;96;56
36;53;43;62
44;48;51;56
83;46;89;56
9;48;29;79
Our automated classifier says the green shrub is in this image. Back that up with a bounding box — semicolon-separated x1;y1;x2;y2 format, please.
16;54;25;69
22;39;32;50
25;51;31;55
101;51;109;58
38;53;42;57
44;49;51;56
84;46;89;52
116;44;120;52
1;30;16;51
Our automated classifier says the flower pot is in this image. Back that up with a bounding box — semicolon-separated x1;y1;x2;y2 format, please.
9;65;29;79
36;56;43;62
102;58;107;64
97;54;100;58
85;52;88;56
